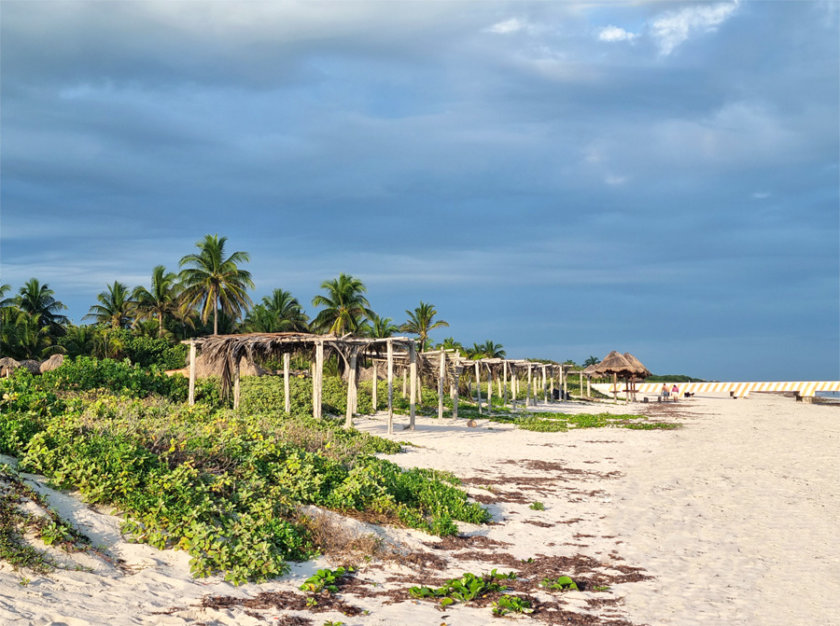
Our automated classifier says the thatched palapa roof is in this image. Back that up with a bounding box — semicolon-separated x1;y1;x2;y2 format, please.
39;354;65;373
622;352;650;379
0;357;20;377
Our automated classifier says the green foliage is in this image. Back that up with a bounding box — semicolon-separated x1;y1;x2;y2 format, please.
510;411;679;432
529;501;545;511
541;575;579;591
0;371;489;583
410;570;516;608
39;357;186;400
492;594;533;616
300;566;353;593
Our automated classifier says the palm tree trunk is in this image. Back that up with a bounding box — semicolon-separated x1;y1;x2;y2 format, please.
159;313;164;337
213;294;219;335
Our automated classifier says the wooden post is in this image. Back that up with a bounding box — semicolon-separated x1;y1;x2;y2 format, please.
562;366;568;399
542;366;547;404
587;375;591;398
438;351;445;420
612;372;618;401
511;369;517;409
345;351;357;428
452;366;460;419
474;361;481;414
579;370;584;400
526;364;532;406
402;368;407;399
387;339;394;435
188;340;196;406
372;360;378;412
549;367;554;402
486;365;493;413
502;361;508;406
314;341;324;419
233;360;241;410
496;372;501;398
408;342;417;430
283;352;291;414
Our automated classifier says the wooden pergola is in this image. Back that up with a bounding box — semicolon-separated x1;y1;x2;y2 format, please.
184;333;417;434
184;332;580;431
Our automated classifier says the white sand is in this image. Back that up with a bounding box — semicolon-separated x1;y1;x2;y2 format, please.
1;394;837;625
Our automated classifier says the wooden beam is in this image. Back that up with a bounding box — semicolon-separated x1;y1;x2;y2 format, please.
563;366;568;398
579;370;584;400
402;368;407;399
438;350;445;420
188;340;196;406
587;375;591;398
387;339;394;435
502;361;508;407
542;365;547;404
549;366;554;402
283;352;291;414
452;366;460;419
526;364;532;406
408;342;417;430
345;351;357;428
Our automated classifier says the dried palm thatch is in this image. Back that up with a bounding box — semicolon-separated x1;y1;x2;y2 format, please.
0;357;20;377
19;359;41;374
589;350;634;377
39;353;65;373
622;352;651;379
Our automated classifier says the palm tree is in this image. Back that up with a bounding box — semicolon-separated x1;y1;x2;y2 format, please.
132;265;180;337
60;324;97;358
84;281;135;329
435;337;464;352
400;301;449;352
361;312;399;338
179;234;254;335
244;289;309;333
16;278;68;335
12;312;62;359
471;340;506;359
584;355;600;367
311;274;373;335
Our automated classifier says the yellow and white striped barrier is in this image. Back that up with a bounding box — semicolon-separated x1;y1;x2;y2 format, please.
594;381;840;399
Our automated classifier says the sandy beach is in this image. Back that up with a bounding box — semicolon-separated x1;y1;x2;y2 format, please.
1;393;838;625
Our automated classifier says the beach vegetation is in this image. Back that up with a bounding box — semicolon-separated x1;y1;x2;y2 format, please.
132;265;182;338
410;570;517;609
540;575;579;591
529;501;545;511
400;301;448;352
492;594;533;616
0;364;490;583
311;274;373;335
84;281;136;329
300;566;354;593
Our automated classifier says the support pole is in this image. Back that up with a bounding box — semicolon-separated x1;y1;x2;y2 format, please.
387;339;394;435
527;364;533;406
511;369;517;409
563;366;568;399
486;365;493;413
372;360;378;412
345;351;357;428
550;367;554;402
579;370;584;400
452;366;460;419
314;341;324;419
283;352;291;414
188;340;196;406
233;360;241;410
503;361;508;407
587;375;591;398
402;368;407;399
408;342;417;430
542;366;547;404
612;372;618;401
438;351;445;420
475;361;481;414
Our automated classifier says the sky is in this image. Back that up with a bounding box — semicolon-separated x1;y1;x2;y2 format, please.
1;0;838;381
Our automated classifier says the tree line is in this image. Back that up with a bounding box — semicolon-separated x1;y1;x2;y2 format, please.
0;234;511;363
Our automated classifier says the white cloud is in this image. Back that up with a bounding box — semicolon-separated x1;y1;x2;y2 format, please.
598;25;638;42
752;191;771;200
485;17;526;35
605;174;629;186
652;1;739;55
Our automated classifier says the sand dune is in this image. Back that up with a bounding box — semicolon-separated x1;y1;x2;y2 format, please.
1;394;837;625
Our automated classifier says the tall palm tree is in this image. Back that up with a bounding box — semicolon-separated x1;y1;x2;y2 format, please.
179;234;254;335
84;281;135;329
132;265;180;337
472;340;505;359
400;301;449;352
244;289;309;333
311;274;373;335
16;278;68;335
12;312;62;359
360;312;399;338
435;337;464;352
60;324;97;358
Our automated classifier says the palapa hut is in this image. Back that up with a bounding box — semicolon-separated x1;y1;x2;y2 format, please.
622;352;650;401
0;357;20;378
590;351;634;401
18;359;41;375
39;354;65;374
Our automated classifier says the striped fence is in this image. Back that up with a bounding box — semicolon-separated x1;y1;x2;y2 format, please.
593;380;840;399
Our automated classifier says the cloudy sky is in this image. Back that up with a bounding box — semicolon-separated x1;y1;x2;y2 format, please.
1;1;838;380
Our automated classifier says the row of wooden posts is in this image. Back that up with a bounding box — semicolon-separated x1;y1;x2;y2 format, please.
185;337;591;435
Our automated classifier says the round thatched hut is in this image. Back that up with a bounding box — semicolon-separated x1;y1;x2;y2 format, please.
39;354;65;374
18;359;41;374
0;357;20;378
